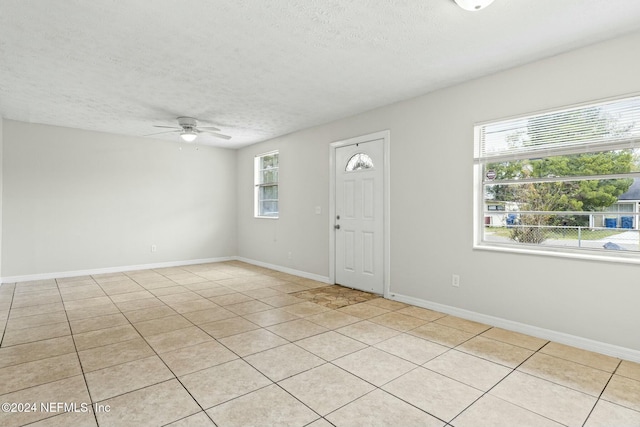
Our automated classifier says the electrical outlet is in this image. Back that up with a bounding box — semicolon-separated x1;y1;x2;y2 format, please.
452;274;460;287
287;251;292;260
151;245;157;253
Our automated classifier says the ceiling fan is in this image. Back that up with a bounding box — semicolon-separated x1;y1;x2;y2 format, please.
146;117;231;142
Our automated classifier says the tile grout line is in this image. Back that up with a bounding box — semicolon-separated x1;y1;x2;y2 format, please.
5;266;636;426
448;334;621;426
88;269;215;425
511;344;622;407
0;284;17;348
322;317;493;426
5;264;312;423
56;276;101;427
581;359;623;427
278;304;470;414
536;340;622;373
85;273;182;407
414;320;622;422
251;303;428;425
330;316;548;425
445;343;547;426
273;303;455;425
114;270;271;425
325;362;451;426
0;280;492;426
154;283;390;423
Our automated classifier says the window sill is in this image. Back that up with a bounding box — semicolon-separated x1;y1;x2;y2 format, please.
473;241;640;265
254;216;279;220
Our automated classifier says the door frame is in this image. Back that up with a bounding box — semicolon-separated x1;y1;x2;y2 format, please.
329;130;390;298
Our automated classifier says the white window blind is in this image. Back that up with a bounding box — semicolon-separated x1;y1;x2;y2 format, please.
476;96;640;163
474;94;640;261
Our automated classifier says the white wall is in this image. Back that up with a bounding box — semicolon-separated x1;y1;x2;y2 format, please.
237;135;332;276
0;116;3;279
237;31;640;352
2;121;237;277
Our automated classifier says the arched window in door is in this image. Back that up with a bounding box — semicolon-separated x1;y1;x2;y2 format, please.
345;153;374;172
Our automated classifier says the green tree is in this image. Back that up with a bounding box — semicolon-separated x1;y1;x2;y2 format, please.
486;107;636;243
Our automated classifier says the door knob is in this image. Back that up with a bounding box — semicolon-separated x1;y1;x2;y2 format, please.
334;224;341;230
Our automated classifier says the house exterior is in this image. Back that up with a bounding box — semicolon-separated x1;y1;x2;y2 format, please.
487;178;640;230
484;201;519;227
591;178;640;230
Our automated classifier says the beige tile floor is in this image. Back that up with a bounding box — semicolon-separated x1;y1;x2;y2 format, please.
0;261;639;427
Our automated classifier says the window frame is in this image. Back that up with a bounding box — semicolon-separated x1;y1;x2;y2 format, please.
473;94;640;264
254;150;279;219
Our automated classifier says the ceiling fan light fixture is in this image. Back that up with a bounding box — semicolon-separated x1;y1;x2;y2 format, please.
180;130;197;142
453;0;494;11
148;117;230;141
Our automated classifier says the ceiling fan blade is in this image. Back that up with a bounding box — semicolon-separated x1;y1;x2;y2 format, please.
197;125;221;131
144;130;179;137
153;125;181;129
200;130;232;140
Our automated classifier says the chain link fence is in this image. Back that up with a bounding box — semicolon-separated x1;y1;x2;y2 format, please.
484;224;640;252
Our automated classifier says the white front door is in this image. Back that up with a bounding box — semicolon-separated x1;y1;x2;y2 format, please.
335;138;384;294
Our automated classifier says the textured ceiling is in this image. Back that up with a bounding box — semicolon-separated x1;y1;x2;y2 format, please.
1;1;640;148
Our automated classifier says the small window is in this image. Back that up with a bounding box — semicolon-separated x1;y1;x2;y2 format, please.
346;153;374;171
474;95;640;261
255;151;279;218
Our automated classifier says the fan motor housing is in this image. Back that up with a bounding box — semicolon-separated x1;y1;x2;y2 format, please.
177;117;198;128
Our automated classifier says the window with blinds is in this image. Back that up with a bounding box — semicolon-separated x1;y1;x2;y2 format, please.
474;95;640;260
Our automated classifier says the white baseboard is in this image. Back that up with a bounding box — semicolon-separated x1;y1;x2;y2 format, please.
0;257;235;284
4;256;637;363
1;256;332;286
234;257;332;284
391;292;640;363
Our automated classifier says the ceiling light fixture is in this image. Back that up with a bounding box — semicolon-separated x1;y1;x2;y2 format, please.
180;129;198;142
454;0;494;11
